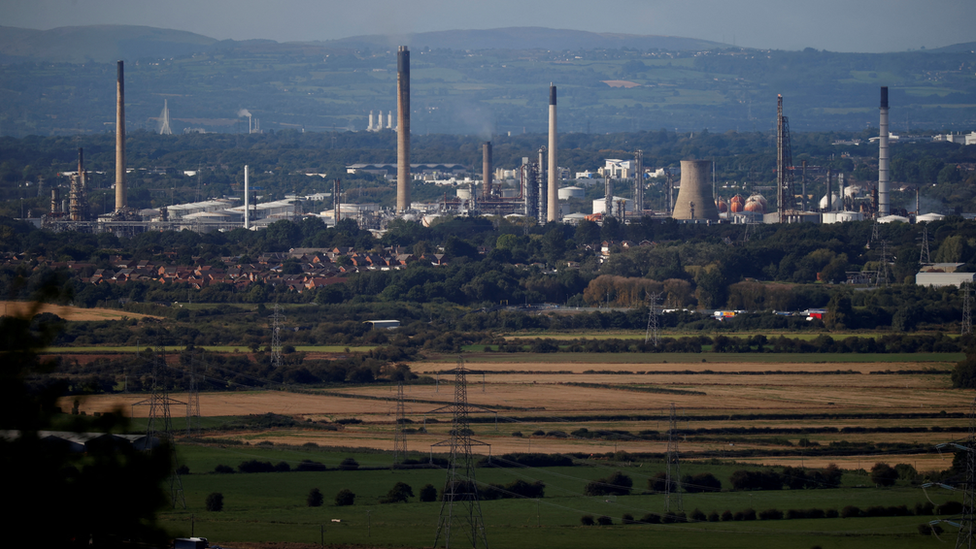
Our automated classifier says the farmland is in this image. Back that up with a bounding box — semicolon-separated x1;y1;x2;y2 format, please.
61;350;976;547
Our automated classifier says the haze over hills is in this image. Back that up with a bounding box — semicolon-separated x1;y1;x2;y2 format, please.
0;24;731;63
0;24;973;137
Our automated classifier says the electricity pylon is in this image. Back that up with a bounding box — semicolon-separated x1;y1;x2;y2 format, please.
135;347;186;508
665;402;682;513
432;357;490;548
393;381;407;468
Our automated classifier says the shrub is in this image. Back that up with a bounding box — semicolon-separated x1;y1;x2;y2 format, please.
338;457;360;471
721;510;733;521
334;489;355;506
648;472;676;493
707;511;719;522
937;501;963;515
621;513;635;524
176;464;189;475
511;431;523;437
584;471;633;496
690;509;706;521
825;509;839;518
840;505;861;518
213;464;234;474
205;492;223;512
238;459;275;473
915;502;935;516
381;481;414;504
730;470;782;491
742;508;756;521
682;472;722;493
759;508;783;520
274;461;291;472
580;515;595;526
419;484;438;502
295;460;327;472
307;488;323;507
596;516;613;526
870;463;899;487
640;513;661;524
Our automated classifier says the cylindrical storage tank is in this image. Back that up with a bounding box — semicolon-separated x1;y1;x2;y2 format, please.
730;194;744;213
672;160;719;221
819;193;840;211
558;186;585;200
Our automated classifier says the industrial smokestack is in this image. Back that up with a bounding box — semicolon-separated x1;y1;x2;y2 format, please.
672;160;719;222
483;142;493;199
878;86;890;217
244;165;250;229
51;188;60;214
368;110;375;131
115;60;126;211
396;46;411;213
547;84;558;222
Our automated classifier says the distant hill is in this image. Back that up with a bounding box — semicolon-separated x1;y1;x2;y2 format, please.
0;25;217;63
0;24;730;64
321;27;729;51
927;42;976;54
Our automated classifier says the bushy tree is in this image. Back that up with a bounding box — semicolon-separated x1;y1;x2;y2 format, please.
870;463;899;487
334;489;355;506
419;484;438;502
338;457;359;470
584;471;633;496
206;492;224;512
307;488;323;507
381;481;414;503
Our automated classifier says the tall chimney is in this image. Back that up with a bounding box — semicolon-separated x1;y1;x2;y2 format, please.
368;110;374;131
672;160;719;221
482;142;493;199
115;60;126;211
878;86;890;217
396;46;411;213
244;165;250;229
547;84;558;222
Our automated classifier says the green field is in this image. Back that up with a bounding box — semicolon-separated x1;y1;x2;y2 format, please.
161;443;959;548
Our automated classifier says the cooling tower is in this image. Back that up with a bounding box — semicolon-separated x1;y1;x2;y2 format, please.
115;60;126;211
878;86;890;217
547;84;558;222
672;160;718;221
396;46;411;213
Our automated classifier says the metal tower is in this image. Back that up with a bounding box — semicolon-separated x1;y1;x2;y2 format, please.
136;348;186;508
665;402;682;513
776;95;797;221
877;240;891;288
921;226;932;265
957;399;976;549
393;381;408;468
186;354;201;436
964;283;973;336
159;99;173;135
271;304;284;368
604;173;613;220
432;357;490;549
645;292;661;346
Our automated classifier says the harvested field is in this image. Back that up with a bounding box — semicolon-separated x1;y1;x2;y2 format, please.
0;300;160;321
67;356;972;468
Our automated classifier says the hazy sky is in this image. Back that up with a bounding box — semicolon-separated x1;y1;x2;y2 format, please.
4;0;974;53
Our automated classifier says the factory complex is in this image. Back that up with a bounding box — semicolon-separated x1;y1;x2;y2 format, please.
41;50;937;237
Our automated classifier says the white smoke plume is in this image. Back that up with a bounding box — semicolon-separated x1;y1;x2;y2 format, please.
237;109;252;117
